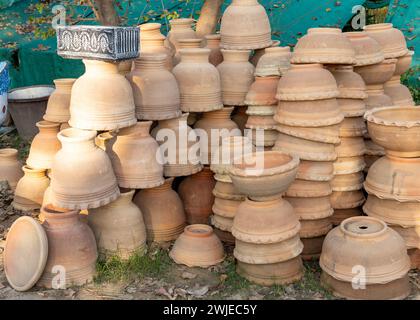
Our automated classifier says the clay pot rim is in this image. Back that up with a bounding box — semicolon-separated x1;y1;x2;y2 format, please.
36;120;61;129
205;34;221;40
170;18;195;25
140;22;162;31
22;165;46;174
184;224;214;238
0;148;18;157
308;27;342;34
58;128;97;143
363;23;393;31
53;78;77;85
365;106;420;128
340;216;388;239
42;204;79;218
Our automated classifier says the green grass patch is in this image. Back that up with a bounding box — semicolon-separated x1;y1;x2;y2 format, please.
296;261;333;299
219;257;251;292
0;130;31;161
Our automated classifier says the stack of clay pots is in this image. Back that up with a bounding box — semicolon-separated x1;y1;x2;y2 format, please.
364;106;420;269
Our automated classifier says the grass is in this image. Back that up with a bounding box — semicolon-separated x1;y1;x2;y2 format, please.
295;260;333;299
0;130;31;160
218;256;251;293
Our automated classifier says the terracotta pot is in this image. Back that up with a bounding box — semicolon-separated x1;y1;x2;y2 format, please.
329;66;367;99
296;160;334;182
394;51;413;76
354;58;397;85
285;196;333;220
165;18;197;52
301;236;325;261
364;154;381;173
250;40;280;66
246;105;276;116
217;49;254;106
118;60;133;76
391;226;420;249
211;214;234;232
205;34;223;66
339;117;367;138
88;190;147;259
244;76;279;106
37;205;97;288
337;98;366;117
220;0;272;50
69;60;136;130
365;85;394;111
286;179;332;198
0;148;23;190
292;28;355;64
140;23;173;70
212;180;245;200
299;218;332;238
169;224;224;267
214;227;236;245
255;46;291;77
335;137;366;158
363;23;408;59
248;128;278;148
246;114;277;130
232;197;300;243
50;128;120;210
236;257;303;286
276;123;341;144
127;54;181;120
384;77;415;106
344;31;384;66
43;78;75;123
172;48;223;112
276;64;339;101
173;38;203;66
134;178;186;242
331;172;364;192
212;197;242;219
330;190;365;209
330;207;363;226
26;121;61;169
178;167;215;224
13;166;49;211
231;106;248;134
229;151;299;201
333;155;366;175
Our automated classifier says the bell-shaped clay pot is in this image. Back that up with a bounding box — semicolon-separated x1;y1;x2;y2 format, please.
232;106;249;134
178;167;215;224
296;160;334;182
246;114;277;130
88;190;147;259
43;78;75;123
140;23;173;70
128;54;181;121
245;76;279;106
337;98;366;117
13;166;49;211
331;207;363;226
276;123;341;144
69;60;136;130
330;190;365;209
339;117;367;138
255;46;291;77
333;155;366;175
300;218;332;238
0;148;23;190
364;85;394;111
205;34;223;66
169;224;224;267
211;213;234;232
172;48;223;112
335;137;366;158
212;197;242;220
363;23;408;59
173;38;203;66
37;205;97;288
329;66;367;99
331;172;364;192
134;178;186;242
26;121;61;170
220;0;272;50
248;128;278;148
217;49;254;106
212;180;245;200
344;31;384;66
50;128;120;210
165;18;197;52
354;58;397;85
250;39;280;66
394;51;413;76
384;77;415;106
301;236;326;261
286;179;332;198
285;196;333;220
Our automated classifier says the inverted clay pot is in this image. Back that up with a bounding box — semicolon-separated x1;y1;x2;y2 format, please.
363;23;408;59
0;148;23;190
285;196;333;220
165;18;197;52
333;156;366;175
344;31;384;66
127;54;181;120
330;190;365;209
296;160;334;182
286;179;332;198
244;76;279;106
173;38;203;66
217;49;254;105
250;39;280;66
330;207;363;226
394;50;413;76
212;197;242;220
384;77;415;106
43;78;75;123
300;218;332;238
220;0;272;50
248;128;278;148
88;190;147;259
301;236;325;261
212;180;245;200
140;23;173;70
169;224;224;267
335;137;366;158
337;98;366;117
50;128;120;210
205;34;223;66
391;226;420;249
26;121;61;169
69;60;136;130
134;178;186;242
255;46;291;77
246;114;277;130
329;66;367;99
354;58;396;85
13;166;49;211
276;123;341;144
211;214;234;232
364;85;394;111
339;117;367;138
37;205;97;288
331;172;364;192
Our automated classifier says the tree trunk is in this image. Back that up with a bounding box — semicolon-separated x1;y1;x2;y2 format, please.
96;0;121;26
196;0;223;37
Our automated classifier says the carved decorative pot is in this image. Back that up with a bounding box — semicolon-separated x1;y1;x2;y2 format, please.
0;148;23;190
43;78;76;123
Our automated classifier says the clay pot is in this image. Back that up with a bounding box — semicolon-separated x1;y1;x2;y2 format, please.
394;51;413;76
172;48;223;112
363;23;408;59
245;76;279;106
331;207;363;226
178;167;216;224
384;77;415;106
250;40;280;66
50;128;120;210
300;218;332;238
173;38;203;66
140;23;173;70
364;154;381;173
296;160;334;182
133;178;186;242
220;0;272;50
229;151;299;201
246;105;276;116
127;54;181;120
335;137;366;158
391;226;420;249
276;64;339;101
43;78;75;123
331;172;364;192
118;60;133;76
276;123;341;144
214;227;236;245
249;128;278;148
152;113;202;176
169;224;224;267
211;214;234;232
255;47;291;77
0;148;23;190
232;197;300;243
286;179;332;198
231;106;248;134
212;180;245;200
344;31;384;66
292;28;355;64
205;34;223;66
333;156;366;175
329;66;367;99
88;190;147;259
26;121;61;169
246;114;277;130
339;117;367;138
285;196;333;220
301;236;325;261
365;85;394;111
320;216;411;299
212;197;242;219
408;248;420;269
37;205;97;288
354;59;397;85
330;190;365;209
337;98;366;117
165;18;197;52
69;60;136;130
13;166;49;211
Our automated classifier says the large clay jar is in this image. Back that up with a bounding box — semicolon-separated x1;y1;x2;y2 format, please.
255;47;291;77
165;18;197;52
133;178;186;242
152;113;202;177
220;0;272;50
205;34;223;66
43;78;75;123
127;54;181;121
363;23;408;59
88;190;147;259
178;167;216;224
140;23;173;70
217;50;254;106
0;148;23;190
69;60;136;131
245;76;279;106
13;166;49;211
344;31;384;66
26;121;61;169
173;38;203;66
320;217;411;300
50;128;120;210
172;48;223;112
37;205;97;288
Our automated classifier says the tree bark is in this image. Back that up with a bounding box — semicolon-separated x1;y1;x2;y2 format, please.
96;0;121;26
196;0;223;37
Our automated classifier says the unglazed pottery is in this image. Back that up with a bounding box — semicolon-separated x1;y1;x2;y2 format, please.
212;180;245;200
330;190;365;209
276;123;341;144
249;128;278;148
140;23;173;70
255;46;291;77
172;48;223;112
217;49;254;106
245;76;279;106
285;196;333;220
245;114;277;130
118;60;133;76
408;249;420;269
394;51;413;76
363;23;408;59
329;66;367;99
299;218;332;238
339;117;367;138
26;121;61;169
50;128;120;210
173;38;203;66
330;207;363;226
333;155;366;175
220;0;272;50
331;172;364;192
296;160;334;182
354;58;397;85
344;31;384;66
205;34;223;66
391;226;420;249
364;85;394;110
246;105;276;116
165;18;197;51
211;213;234;232
212;197;242;219
0;148;23;190
13;166;49;211
88;190;147;259
384;77;415;106
169;224;224;267
301;236;325;260
250;39;280;66
286;179;332;198
43;78;75;123
337;98;366;117
335;137;366;158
